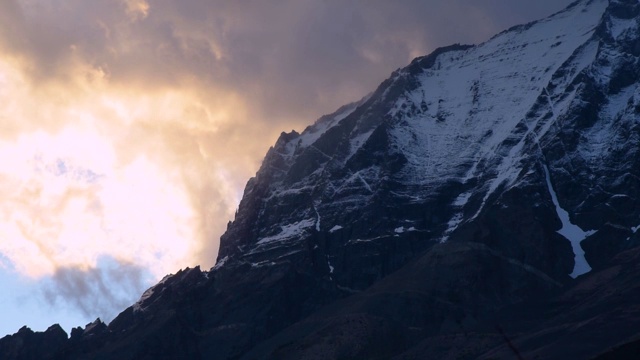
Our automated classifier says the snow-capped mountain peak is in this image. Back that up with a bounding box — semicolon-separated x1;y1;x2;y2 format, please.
218;0;625;286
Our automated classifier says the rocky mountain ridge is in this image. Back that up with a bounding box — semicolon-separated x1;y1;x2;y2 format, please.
3;0;640;358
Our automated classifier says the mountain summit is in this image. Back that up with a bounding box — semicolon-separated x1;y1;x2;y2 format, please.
4;0;640;358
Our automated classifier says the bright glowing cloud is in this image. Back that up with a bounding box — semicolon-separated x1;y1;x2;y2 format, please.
0;51;247;323
0;49;250;279
0;128;196;278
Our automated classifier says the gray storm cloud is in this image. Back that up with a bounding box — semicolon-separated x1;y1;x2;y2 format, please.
1;0;574;125
42;258;152;322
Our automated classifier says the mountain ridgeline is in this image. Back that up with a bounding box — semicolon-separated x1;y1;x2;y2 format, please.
4;0;640;358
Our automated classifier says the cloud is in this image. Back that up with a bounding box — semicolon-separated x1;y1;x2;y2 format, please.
0;0;574;322
0;0;576;124
41;256;153;321
0;55;243;277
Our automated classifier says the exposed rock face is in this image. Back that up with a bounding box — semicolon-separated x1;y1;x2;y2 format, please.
5;0;640;358
0;325;67;360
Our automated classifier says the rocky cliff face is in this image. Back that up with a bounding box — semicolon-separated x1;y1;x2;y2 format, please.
218;0;616;289
4;0;640;359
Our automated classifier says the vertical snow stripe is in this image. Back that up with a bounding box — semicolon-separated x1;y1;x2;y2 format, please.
543;165;596;278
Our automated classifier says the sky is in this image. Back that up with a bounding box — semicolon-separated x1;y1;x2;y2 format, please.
0;0;575;337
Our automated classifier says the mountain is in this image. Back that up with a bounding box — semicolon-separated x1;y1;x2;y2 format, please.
4;0;640;358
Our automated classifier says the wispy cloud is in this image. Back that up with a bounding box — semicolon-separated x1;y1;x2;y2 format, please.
41;257;153;321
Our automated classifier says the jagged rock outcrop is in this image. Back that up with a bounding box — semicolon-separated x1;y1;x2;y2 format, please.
5;0;640;358
0;325;67;360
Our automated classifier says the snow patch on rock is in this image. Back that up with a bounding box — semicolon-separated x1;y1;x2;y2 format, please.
257;219;316;245
543;165;596;278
